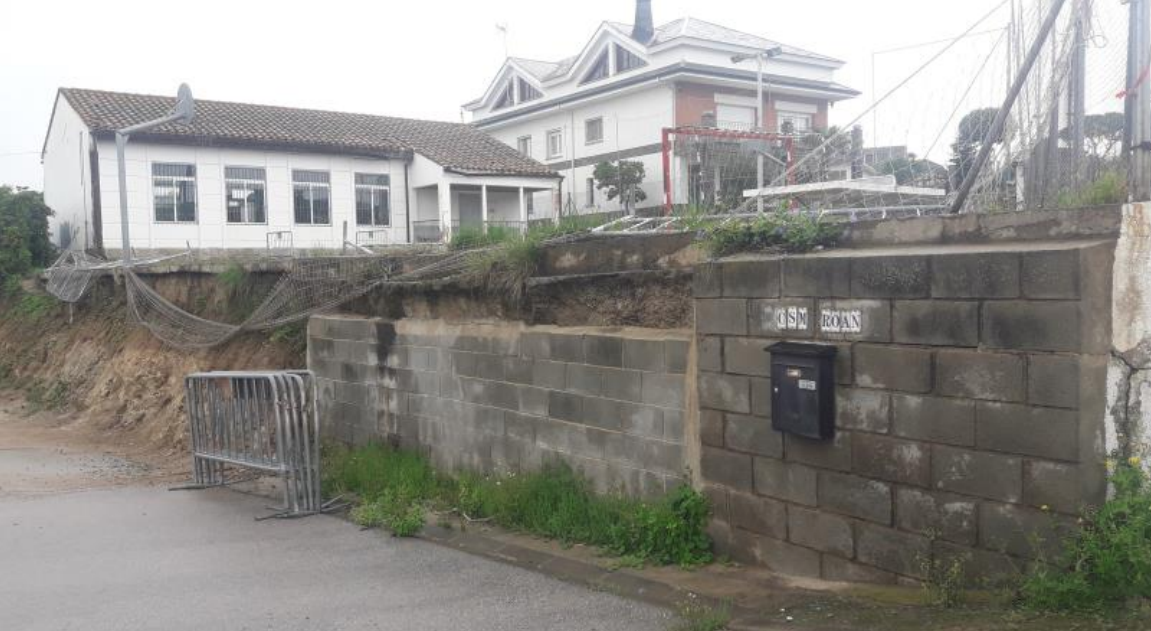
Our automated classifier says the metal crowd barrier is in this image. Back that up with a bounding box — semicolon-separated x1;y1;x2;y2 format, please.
179;370;321;518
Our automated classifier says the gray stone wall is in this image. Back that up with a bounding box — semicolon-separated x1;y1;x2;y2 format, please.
695;240;1115;584
309;318;690;497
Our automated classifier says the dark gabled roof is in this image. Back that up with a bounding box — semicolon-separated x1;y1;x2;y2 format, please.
57;88;558;178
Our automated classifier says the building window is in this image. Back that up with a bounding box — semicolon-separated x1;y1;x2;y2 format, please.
224;166;266;224
355;173;391;227
615;44;647;73
526;194;535;216
581;50;610;85
152;163;197;223
517;135;532;158
493;81;515;110
292;170;331;225
779;111;813;134
586;178;596;207
585;117;604;145
518;78;542;102
716;104;757;131
546;129;564;159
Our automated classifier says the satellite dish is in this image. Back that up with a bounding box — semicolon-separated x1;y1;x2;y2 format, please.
172;83;195;124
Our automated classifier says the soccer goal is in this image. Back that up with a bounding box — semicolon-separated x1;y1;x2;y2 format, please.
660;126;795;214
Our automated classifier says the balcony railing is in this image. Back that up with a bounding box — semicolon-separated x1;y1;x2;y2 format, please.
412;220;443;244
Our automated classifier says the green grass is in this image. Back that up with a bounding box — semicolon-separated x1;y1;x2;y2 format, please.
673;598;731;631
26;379;69;411
701;209;843;258
323;443;714;565
268;322;308;359
1055;171;1127;209
1020;459;1151;613
10;292;56;322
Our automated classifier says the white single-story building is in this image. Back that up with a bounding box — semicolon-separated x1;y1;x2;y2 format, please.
41;88;562;253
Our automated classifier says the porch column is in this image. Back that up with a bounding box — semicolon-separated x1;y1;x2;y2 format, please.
518;187;527;225
438;181;452;242
481;184;489;230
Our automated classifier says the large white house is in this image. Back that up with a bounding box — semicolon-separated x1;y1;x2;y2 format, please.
465;0;859;214
42;88;560;252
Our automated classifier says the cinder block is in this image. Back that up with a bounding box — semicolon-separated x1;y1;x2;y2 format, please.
894;487;977;546
729;491;788;539
521;332;550;359
851;256;931;299
1021;249;1080;299
818;471;892;524
724;337;771;376
474;353;508;381
892;301;979;346
976;402;1079;462
604;433;682;475
641;373;685;409
694;262;723;298
549;333;585;363
821;555;898;584
1028;355;1079;409
725;413;783;458
935;350;1024;402
782;257;851;298
837;388;891;433
459;377;519;412
932;541;1020;587
931;252;1019;298
813;299;892;343
723;260;781;298
892;394;975;447
503;412;538;443
981;302;1082;352
584;335;624;367
932;445;1022;503
852;434;931;487
566;364;602;396
698;336;723;372
516;385;550;417
381;367;438;395
665;340;689;374
749;299;817;339
599;367;643;403
503;357;534;385
754;457;817;506
750;377;771;417
979;502;1076;560
1023;460;1085;515
311;315;380;341
853;344;933;393
701;409;725;447
548;391;583;422
758;535;823;578
663;409;685;442
532;360;567;390
590;398;659;435
701;446;754;491
698;372;751;413
696;299;749;335
786;432;852;472
623;339;665;372
703;484;730;523
855;523;930;578
788;506;854;558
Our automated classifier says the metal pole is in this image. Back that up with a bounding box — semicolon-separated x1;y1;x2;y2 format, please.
116;132;131;264
949;0;1070;214
756;53;765;214
1068;0;1087;188
1128;0;1151;201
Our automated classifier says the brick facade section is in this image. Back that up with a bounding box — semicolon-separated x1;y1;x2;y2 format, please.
695;243;1112;585
310;318;690;498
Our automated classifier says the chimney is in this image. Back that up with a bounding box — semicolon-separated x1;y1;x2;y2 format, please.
632;0;654;43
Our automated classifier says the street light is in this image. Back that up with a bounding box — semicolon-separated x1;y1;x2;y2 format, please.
115;84;196;264
733;46;784;213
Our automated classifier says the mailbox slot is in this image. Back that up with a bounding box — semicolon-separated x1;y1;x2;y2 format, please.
768;342;836;441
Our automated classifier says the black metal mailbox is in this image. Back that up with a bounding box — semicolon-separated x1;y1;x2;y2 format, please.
767;342;837;441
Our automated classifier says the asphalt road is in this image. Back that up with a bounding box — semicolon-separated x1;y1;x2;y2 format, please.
0;445;670;631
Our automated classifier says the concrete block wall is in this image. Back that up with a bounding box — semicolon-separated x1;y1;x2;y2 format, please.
309;317;691;497
695;241;1115;584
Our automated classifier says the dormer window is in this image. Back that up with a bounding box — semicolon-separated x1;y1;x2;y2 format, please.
493;81;515;110
518;78;542;103
581;50;611;85
615;44;646;73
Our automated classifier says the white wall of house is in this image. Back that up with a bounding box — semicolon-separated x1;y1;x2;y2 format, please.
92;141;408;251
484;83;674;213
41;96;95;250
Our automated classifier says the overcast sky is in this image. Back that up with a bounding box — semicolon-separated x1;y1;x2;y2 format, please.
0;0;1130;189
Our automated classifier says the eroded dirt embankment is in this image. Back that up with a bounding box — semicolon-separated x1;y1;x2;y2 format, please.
0;273;303;456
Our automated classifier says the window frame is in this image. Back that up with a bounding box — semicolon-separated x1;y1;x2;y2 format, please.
291;169;332;226
580;49;611;85
223;166;268;225
151;162;198;224
584;117;604;145
517;135;533;158
778;111;814;134
354;173;391;227
546;128;564;160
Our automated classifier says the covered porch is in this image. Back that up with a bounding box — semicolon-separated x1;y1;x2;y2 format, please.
412;176;559;244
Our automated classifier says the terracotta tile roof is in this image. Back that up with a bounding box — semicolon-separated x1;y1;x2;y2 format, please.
59;88;558;178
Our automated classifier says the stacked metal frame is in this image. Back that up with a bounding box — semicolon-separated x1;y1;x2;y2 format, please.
183;370;321;517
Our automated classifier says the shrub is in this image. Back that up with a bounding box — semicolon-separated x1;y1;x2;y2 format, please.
1020;458;1151;612
702;209;842;258
1055;170;1127;209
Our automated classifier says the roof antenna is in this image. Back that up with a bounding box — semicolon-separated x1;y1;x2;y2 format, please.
496;23;509;58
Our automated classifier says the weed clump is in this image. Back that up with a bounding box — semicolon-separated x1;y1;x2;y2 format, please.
1020;458;1151;613
702;209;842;258
324;443;714;565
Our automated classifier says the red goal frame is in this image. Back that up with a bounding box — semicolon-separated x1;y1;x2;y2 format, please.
660;126;796;214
